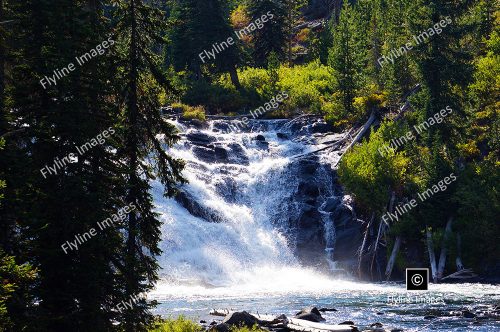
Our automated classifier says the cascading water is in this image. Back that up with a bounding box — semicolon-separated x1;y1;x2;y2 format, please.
150;117;353;296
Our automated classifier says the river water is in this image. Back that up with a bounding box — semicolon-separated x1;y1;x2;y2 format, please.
150;119;500;331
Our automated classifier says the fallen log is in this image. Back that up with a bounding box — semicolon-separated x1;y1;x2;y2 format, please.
334;111;377;167
441;268;478;281
287;318;358;332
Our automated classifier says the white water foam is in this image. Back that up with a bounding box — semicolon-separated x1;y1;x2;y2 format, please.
151;119;348;296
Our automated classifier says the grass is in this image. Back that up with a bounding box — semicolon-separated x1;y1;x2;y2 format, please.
149;317;265;332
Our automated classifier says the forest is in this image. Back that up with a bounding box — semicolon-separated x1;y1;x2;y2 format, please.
0;0;498;331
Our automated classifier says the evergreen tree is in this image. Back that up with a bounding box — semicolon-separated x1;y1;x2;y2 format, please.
328;1;365;118
111;0;185;330
284;0;307;66
169;0;241;87
248;0;287;67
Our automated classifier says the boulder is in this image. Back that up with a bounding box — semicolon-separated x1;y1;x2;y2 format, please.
462;310;476;319
223;311;259;328
254;134;266;141
228;143;249;165
295;307;325;322
175;190;223;223
210;323;230;332
277;132;289;139
214;146;229;162
339;321;355;325
192;146;217;163
186;132;216;146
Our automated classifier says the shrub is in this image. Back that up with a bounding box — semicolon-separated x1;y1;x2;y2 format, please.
149;317;202;332
148;317;265;332
174;103;206;121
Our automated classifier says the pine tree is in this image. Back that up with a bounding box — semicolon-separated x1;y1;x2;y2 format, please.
248;0;287;67
111;0;185;330
285;0;307;66
328;1;365;118
169;0;241;87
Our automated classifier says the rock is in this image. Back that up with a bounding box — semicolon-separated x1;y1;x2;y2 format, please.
296;307;322;316
462;310;476;319
214;146;229;162
175;190;223;223
424;315;437;320
376;312;384;315
254;134;266;141
223;311;259;327
200;320;207;323
339;321;355;325
228;143;249;165
295;312;325;322
322;197;341;212
256;140;269;149
318;307;337;312
370;323;383;328
192;146;216;163
297;182;320;198
390;329;403;332
295;307;325;322
310;122;331;133
210;323;230;332
188;119;208;129
186;132;216;146
277;132;289;139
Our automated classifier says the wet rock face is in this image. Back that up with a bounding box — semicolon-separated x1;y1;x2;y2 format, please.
175;118;364;271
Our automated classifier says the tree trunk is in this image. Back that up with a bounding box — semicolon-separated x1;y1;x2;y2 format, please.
358;213;374;279
437;217;453;280
385;236;401;280
228;64;241;89
426;227;438;283
334;111;376;167
455;233;464;271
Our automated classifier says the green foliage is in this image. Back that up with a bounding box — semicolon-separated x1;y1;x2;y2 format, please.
220;61;333;115
148;317;266;332
328;1;367;117
149;317;202;332
266;51;280;94
248;0;287;67
338;121;413;213
0;250;36;331
179;104;207;121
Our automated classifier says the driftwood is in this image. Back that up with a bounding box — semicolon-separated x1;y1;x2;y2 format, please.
334;111;377;167
287;318;357;332
426;227;438;283
292;128;354;160
437;217;453;280
385;236;402;281
441;268;478;281
455;233;465;271
358;213;374;279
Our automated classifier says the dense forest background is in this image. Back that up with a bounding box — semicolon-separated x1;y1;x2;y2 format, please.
0;0;498;331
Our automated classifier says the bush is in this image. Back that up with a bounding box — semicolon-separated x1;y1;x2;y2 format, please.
149;317;202;332
148;317;265;332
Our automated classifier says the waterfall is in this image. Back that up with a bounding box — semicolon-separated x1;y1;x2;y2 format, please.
151;118;356;296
